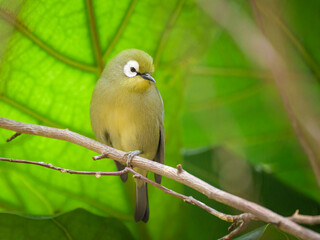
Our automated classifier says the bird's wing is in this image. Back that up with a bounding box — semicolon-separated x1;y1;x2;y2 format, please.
154;122;165;184
104;130;128;182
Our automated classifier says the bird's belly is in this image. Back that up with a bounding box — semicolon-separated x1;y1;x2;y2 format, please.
106;103;159;160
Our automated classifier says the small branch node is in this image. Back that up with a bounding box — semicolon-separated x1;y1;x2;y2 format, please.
92;153;108;160
183;198;193;204
95;172;101;178
225;215;234;222
293;209;299;217
176;164;183;173
273;220;281;227
6;132;21;142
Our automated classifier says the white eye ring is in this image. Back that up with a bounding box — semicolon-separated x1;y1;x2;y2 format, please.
124;60;139;77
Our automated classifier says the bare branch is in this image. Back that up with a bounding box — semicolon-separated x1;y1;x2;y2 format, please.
1;117;320;240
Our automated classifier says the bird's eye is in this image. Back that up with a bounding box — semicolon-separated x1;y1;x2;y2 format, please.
124;60;139;77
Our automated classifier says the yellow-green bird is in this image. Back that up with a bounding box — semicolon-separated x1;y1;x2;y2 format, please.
90;49;165;222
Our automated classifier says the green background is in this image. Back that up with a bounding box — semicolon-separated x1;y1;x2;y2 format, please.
0;0;319;239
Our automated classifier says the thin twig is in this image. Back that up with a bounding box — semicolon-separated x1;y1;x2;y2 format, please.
0;156;253;238
0;117;320;240
220;213;252;240
0;157;242;221
6;156;320;239
0;157;128;176
92;153;108;160
127;167;257;239
289;210;320;226
6;132;21;142
125;167;237;222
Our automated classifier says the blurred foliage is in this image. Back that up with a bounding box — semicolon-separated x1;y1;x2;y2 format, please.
0;0;319;239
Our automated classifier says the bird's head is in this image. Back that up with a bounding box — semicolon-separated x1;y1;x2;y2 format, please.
103;49;155;93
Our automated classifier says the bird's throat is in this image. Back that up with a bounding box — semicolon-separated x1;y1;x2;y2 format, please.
132;79;151;93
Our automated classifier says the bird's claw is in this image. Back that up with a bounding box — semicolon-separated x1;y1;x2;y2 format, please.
124;150;143;167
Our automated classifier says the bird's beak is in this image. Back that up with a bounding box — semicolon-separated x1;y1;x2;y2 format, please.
140;73;156;83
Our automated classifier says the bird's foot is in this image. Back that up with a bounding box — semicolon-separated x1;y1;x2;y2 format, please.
124;150;143;167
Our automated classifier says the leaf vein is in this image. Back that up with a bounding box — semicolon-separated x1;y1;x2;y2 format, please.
85;0;104;73
0;94;92;138
102;0;138;62
153;0;185;67
255;3;320;79
0;8;99;74
51;218;73;240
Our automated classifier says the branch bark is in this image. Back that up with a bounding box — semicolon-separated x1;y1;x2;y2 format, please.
1;117;320;240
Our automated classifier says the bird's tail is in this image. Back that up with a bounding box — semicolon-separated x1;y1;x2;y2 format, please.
134;181;149;222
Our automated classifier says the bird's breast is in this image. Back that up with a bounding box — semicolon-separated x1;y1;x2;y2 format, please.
91;86;162;160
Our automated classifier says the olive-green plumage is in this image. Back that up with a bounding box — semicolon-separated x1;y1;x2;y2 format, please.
90;49;164;222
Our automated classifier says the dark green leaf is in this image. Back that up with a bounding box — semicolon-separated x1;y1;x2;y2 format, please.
234;225;268;240
0;208;134;240
235;224;299;240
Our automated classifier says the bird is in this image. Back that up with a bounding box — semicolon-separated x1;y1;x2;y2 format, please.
90;49;164;222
